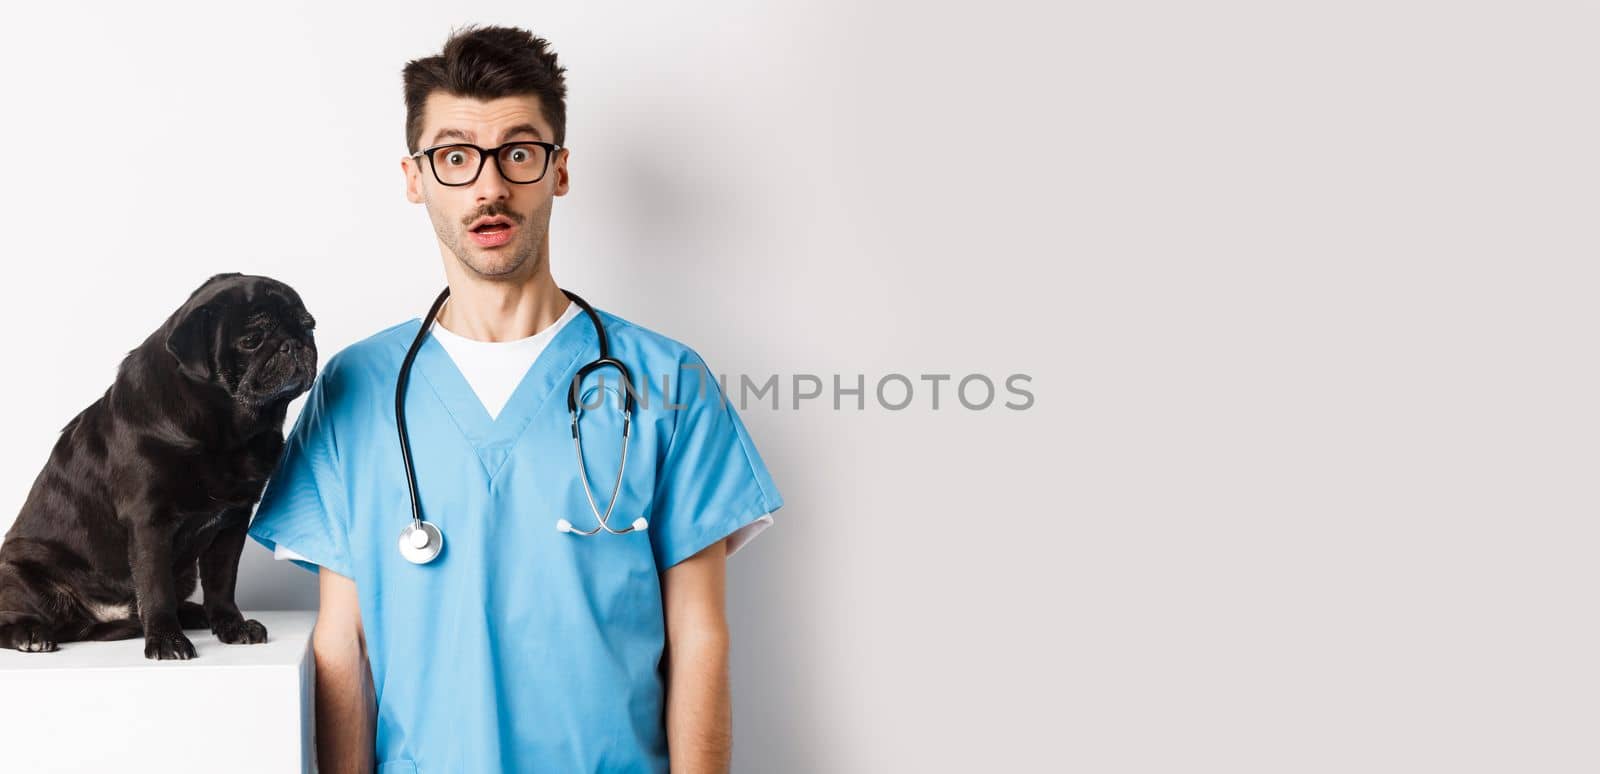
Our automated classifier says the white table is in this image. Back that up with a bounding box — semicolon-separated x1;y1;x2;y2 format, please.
0;610;317;773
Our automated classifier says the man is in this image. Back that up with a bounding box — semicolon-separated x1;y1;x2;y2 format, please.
247;25;782;773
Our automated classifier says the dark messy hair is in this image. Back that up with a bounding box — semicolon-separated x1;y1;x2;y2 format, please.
402;24;569;153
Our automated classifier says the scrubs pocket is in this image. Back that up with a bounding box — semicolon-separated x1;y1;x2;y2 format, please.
378;761;418;773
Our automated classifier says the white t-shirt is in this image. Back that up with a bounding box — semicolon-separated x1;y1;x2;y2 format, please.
428;298;585;420
272;300;772;564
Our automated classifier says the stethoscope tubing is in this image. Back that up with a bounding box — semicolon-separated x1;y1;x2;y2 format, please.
563;409;634;535
397;287;453;534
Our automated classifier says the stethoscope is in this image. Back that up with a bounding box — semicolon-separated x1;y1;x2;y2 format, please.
394;286;647;565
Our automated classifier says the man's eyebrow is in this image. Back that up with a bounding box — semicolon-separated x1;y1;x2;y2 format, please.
429;127;473;145
427;123;545;146
499;123;543;142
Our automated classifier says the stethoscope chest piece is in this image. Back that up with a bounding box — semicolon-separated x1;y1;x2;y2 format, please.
398;520;444;564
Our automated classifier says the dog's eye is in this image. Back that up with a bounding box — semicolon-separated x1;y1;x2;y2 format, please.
301;315;316;331
240;333;264;349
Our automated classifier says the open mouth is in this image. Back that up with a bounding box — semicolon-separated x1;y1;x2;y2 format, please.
468;216;517;247
467;212;515;246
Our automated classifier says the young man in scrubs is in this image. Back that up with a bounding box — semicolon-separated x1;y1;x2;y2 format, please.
246;25;783;773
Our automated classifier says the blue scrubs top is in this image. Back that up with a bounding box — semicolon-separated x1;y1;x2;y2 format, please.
246;304;784;773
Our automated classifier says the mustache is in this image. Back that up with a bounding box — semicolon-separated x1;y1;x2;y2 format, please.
462;206;525;228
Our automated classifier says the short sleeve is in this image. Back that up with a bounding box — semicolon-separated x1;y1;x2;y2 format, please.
649;349;784;570
247;369;355;578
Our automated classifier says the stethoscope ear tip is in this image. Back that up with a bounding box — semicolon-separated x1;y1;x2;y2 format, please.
556;519;574;533
632;517;648;531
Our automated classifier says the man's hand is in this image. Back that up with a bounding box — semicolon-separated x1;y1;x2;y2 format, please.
661;537;734;774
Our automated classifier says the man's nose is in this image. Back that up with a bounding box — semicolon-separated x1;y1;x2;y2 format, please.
473;155;514;200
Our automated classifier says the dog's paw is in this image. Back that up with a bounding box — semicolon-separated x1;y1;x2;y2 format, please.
144;627;197;660
213;617;268;645
10;624;57;653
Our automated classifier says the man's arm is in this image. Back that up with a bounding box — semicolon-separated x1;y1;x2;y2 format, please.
662;537;733;773
312;565;375;774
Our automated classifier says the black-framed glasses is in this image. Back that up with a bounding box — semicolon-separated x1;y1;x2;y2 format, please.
410;141;562;186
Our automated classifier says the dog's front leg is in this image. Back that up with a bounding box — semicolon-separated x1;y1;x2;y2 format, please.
199;511;267;644
130;522;195;660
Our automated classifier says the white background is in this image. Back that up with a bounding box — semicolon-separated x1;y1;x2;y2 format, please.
0;2;1595;771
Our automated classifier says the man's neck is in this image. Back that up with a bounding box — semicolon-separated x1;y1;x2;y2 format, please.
435;274;570;343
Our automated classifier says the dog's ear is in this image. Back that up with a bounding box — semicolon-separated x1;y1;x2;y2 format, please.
165;303;218;383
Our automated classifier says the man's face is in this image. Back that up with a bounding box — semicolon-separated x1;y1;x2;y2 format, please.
403;93;569;281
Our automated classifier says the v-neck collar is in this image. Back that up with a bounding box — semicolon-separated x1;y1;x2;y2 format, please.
406;310;597;481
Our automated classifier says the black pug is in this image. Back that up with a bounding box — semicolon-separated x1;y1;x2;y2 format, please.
0;272;317;659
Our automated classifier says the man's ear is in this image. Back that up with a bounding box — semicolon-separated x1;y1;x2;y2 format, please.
551;147;570;197
403;156;425;204
165;303;217;383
